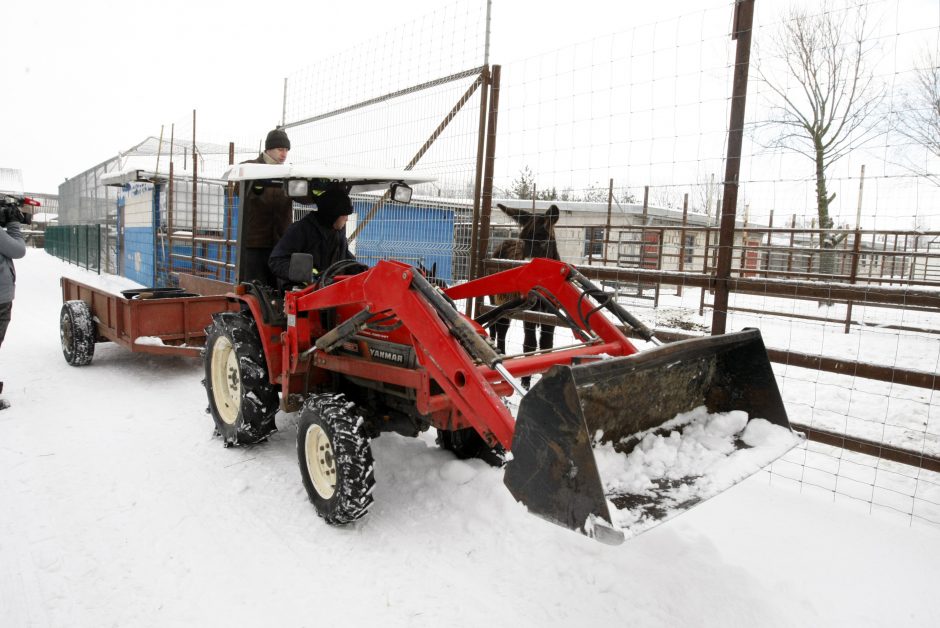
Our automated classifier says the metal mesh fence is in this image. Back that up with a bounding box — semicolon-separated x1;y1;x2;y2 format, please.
43;225;103;272
482;0;940;528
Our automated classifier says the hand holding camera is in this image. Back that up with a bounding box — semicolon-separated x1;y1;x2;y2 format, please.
0;195;36;227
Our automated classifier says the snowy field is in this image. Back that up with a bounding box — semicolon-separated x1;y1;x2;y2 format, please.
2;249;940;627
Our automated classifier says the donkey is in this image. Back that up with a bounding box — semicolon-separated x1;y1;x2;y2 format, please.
416;260;449;290
489;203;560;385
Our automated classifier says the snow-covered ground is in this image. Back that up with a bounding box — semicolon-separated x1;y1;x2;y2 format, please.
2;249;940;627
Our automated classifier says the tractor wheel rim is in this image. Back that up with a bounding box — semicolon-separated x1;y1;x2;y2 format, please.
60;314;73;354
211;336;240;425
305;424;337;499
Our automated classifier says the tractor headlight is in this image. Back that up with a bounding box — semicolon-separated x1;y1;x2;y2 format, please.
390;183;413;204
286;179;309;198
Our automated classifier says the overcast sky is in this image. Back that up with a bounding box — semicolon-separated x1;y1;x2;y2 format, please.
0;0;740;193
3;0;939;230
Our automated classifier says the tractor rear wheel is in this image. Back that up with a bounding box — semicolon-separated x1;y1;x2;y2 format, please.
60;300;95;366
203;311;278;445
297;394;375;525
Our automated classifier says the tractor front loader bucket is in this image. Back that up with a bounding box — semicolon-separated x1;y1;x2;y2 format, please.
503;329;800;544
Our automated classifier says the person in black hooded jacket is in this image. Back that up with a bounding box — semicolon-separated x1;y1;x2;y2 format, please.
268;184;362;288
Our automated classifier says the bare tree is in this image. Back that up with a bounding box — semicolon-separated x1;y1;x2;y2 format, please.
652;187;683;210
581;183;610;203
693;172;719;223
756;1;884;262
897;49;940;185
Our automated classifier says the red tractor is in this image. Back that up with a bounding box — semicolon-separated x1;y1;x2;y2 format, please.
203;165;796;544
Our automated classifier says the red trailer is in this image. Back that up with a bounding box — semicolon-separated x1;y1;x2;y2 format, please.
59;275;239;365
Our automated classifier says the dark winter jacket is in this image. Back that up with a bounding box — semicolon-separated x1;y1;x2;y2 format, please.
0;221;26;303
268;213;356;285
238;154;294;249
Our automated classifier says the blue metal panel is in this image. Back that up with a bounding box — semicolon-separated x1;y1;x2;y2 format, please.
116;194;125;277
228;195;239;243
118;182;158;286
123;226;156;286
352;201;454;283
224;195;239;283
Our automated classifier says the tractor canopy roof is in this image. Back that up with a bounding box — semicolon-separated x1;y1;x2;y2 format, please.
222;162;436;194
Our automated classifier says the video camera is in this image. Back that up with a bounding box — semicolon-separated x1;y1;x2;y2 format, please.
0;194;39;227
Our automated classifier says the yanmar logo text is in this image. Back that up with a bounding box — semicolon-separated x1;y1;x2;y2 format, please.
369;348;405;364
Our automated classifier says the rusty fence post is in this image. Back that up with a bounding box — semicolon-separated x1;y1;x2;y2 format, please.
711;0;754;336
191;110;198;277
604;178;614;265
844;229;862;333
699;227;711;316
678;194;688;297
473;64;501;318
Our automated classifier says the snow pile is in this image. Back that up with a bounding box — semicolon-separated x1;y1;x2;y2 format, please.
133;336;166;346
593;406;802;535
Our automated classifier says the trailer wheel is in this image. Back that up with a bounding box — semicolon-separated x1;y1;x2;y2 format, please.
297;394;375;525
204;311;278;445
60;300;95;366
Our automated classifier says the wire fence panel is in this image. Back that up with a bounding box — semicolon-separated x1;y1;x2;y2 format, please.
480;0;940;529
43;225;102;272
278;1;489;280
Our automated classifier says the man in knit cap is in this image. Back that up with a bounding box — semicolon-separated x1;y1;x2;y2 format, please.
268;182;366;289
238;128;294;285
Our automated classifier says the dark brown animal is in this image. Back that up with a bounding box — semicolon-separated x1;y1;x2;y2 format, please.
489;204;560;385
416;261;448;289
496;203;560;260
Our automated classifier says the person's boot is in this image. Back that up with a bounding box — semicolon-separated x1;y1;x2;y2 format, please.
0;381;7;410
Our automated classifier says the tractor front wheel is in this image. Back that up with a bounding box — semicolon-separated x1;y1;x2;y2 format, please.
297;394;375;525
203;311;279;445
60;300;95;366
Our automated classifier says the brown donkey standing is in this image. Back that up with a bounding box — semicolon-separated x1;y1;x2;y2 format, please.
489;203;560;387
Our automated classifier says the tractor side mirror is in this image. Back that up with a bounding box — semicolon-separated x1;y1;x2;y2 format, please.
288;253;315;284
390;183;413;204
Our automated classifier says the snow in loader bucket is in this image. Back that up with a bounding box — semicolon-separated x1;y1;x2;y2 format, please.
503;329;802;545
